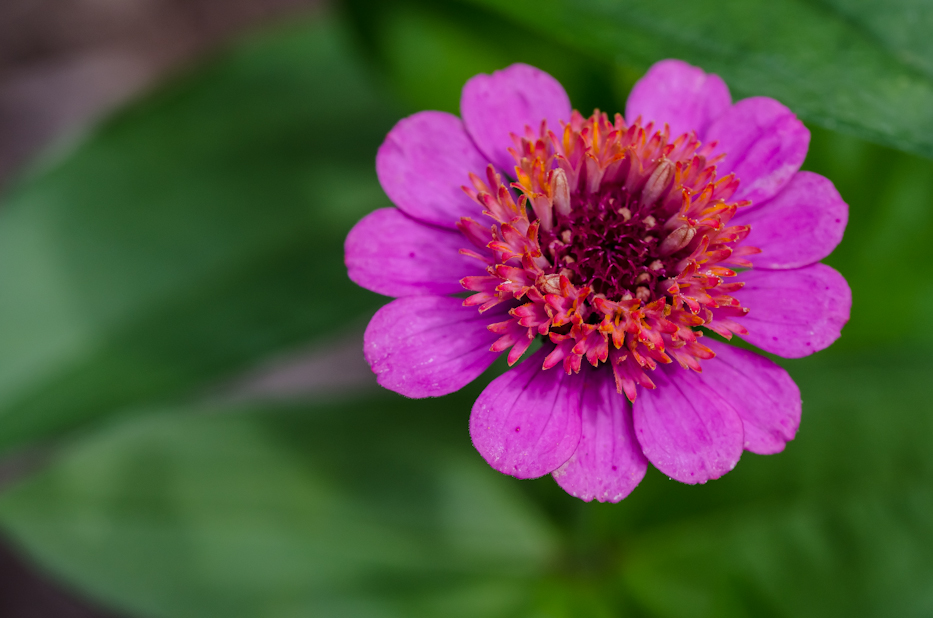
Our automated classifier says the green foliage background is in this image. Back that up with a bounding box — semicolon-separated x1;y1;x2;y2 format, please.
0;1;931;616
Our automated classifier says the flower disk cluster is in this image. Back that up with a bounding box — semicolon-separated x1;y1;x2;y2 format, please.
346;60;852;502
461;111;758;400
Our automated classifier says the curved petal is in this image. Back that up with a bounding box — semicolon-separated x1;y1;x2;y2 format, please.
734;263;852;358
705;97;810;205
632;365;744;484
364;296;501;398
376;111;489;229
551;367;648;502
461;64;571;175
345;208;484;297
734;171;848;270
701;341;801;455
470;347;583;479
625;59;732;141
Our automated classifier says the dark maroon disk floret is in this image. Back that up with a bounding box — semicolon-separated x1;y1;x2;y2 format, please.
541;184;675;301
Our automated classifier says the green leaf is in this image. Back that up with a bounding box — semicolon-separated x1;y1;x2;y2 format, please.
341;0;619;116
458;0;933;159
611;352;933;617
499;351;933;617
0;392;558;618
794;126;933;352
7;352;930;617
0;17;395;451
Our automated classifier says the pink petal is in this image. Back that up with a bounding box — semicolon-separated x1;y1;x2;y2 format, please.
345;208;483;297
376;111;489;229
705;97;810;205
734;171;848;270
551;367;648;502
470;347;583;479
461;64;571;176
734;263;852;358
625;59;732;141
632;365;744;484
364;296;501;398
700;341;801;455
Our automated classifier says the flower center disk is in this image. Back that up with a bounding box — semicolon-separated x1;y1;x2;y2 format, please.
544;182;676;302
458;111;761;400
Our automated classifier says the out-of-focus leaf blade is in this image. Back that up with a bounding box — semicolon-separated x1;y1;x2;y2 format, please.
0;18;395;450
459;0;933;159
801;127;933;351
342;0;618;116
612;353;933;617
0;392;558;618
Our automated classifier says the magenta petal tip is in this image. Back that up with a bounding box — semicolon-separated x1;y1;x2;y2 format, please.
633;365;745;484
470;347;583;479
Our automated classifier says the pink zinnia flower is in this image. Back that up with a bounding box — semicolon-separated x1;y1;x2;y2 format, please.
346;61;851;502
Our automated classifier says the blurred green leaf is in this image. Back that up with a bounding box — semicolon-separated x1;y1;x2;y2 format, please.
612;353;933;617
497;351;933;617
801;126;933;351
458;0;933;159
0;18;395;451
5;351;931;618
0;391;558;618
341;0;619;116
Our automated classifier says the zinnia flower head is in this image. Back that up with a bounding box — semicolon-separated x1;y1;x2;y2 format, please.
346;61;851;502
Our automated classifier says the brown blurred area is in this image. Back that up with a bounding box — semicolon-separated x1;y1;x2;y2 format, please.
0;0;323;188
0;0;322;615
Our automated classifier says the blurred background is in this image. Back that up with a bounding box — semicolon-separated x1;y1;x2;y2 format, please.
0;1;324;614
1;0;932;617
